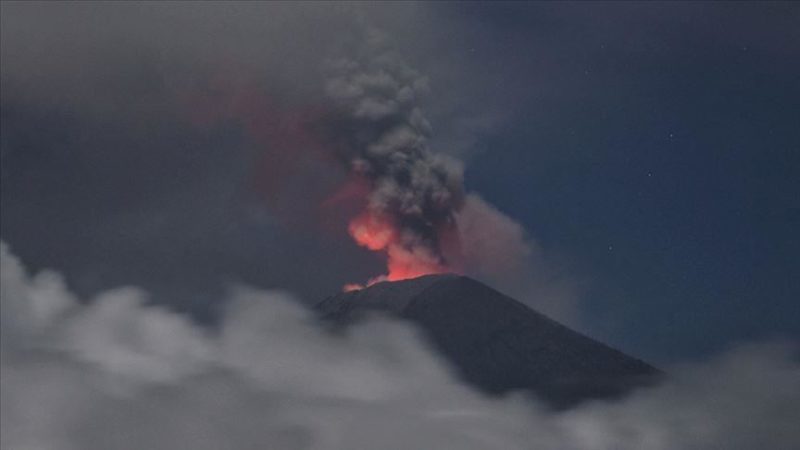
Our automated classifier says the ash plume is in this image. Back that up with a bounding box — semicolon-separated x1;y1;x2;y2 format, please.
321;26;575;320
324;27;465;284
0;0;576;315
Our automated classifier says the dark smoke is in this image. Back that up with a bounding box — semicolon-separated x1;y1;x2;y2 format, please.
320;26;575;322
324;26;466;281
0;1;577;317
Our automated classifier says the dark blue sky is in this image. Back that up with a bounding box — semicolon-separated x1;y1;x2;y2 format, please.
458;2;800;362
1;2;797;365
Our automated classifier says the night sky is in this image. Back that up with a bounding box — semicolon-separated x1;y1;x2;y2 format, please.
2;1;798;366
454;2;800;362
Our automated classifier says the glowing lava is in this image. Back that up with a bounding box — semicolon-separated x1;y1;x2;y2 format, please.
348;212;394;252
345;212;450;290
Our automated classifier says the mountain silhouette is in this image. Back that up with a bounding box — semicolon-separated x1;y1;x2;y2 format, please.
317;274;660;409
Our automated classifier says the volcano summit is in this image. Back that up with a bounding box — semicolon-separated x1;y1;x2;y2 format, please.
317;275;660;409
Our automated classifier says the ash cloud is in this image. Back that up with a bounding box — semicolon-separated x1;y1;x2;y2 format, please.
3;244;799;449
0;2;575;322
317;23;575;313
453;194;581;322
0;2;385;311
2;7;797;448
323;25;465;281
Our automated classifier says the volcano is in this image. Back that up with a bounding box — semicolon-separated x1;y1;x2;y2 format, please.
317;274;660;409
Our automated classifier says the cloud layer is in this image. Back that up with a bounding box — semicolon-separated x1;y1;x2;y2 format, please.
2;244;798;449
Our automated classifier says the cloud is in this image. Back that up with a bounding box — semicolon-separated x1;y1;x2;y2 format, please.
0;242;533;450
2;243;799;449
0;2;567;317
452;194;581;323
2;6;799;447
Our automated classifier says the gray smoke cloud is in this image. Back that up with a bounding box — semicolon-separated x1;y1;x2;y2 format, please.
324;25;465;281
320;24;576;317
0;2;576;322
3;244;799;450
454;194;581;322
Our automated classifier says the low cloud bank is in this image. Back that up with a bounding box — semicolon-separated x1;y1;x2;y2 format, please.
1;243;798;449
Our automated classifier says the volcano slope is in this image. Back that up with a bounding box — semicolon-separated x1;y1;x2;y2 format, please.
316;274;660;409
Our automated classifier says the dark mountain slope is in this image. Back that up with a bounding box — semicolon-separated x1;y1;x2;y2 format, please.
317;274;660;409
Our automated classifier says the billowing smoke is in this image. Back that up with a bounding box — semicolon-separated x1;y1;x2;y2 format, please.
1;1;572;316
3;244;799;449
324;26;465;286
319;27;576;322
3;4;797;448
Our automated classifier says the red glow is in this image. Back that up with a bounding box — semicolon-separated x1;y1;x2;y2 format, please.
323;176;370;209
343;212;453;291
177;68;455;295
385;245;448;281
342;283;364;292
348;213;394;251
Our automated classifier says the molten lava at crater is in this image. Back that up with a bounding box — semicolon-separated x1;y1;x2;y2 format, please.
348;212;395;252
344;211;454;291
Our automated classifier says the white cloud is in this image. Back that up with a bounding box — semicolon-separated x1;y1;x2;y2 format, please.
1;243;798;449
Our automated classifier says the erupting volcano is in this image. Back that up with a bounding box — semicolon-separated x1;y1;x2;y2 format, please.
223;26;528;291
324;27;467;289
345;211;453;289
318;274;661;409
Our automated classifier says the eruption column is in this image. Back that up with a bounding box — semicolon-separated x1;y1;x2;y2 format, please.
325;28;465;288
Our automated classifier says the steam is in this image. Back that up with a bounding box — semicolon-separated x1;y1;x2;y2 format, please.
325;27;465;285
3;244;799;449
454;194;581;322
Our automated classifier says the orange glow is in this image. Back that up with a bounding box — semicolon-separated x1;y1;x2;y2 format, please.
348;213;394;251
343;211;453;292
342;283;364;292
385;245;447;281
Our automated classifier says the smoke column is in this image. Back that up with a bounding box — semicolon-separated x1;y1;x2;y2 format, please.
172;22;565;313
173;21;551;301
325;27;466;288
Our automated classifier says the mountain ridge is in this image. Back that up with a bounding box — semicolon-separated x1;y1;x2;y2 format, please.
317;274;661;409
